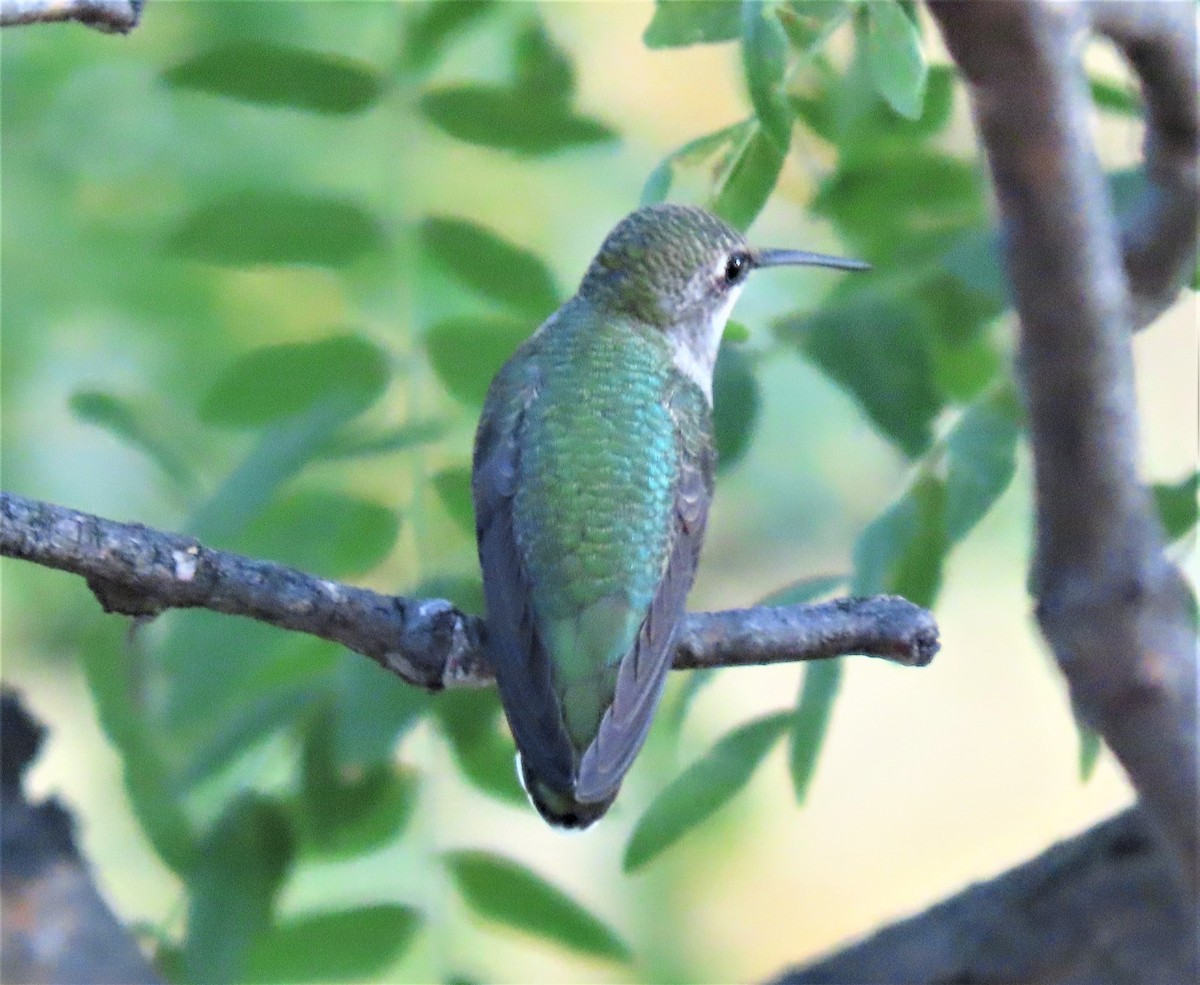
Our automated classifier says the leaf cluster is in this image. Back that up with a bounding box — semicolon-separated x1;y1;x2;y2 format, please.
2;1;1190;981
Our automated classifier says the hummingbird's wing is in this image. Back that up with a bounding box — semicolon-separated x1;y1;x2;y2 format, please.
472;352;577;793
573;379;715;804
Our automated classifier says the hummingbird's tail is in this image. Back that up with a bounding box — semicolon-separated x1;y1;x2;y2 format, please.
516;753;616;830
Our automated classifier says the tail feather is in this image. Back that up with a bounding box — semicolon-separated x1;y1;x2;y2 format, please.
516;754;616;830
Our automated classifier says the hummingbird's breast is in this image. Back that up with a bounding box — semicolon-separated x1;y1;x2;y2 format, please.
513;313;692;625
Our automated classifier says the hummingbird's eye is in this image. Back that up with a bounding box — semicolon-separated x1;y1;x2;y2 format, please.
723;252;751;286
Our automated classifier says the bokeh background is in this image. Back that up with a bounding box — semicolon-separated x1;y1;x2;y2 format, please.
2;2;1195;983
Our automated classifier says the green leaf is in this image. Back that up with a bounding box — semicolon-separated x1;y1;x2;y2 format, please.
425;317;529;408
418;85;615;155
723;320;751;344
915;268;1007;347
640;162;675;207
666;668;721;731
624;711;791;871
944;388;1021;543
315;419;448;459
199;335;390;429
712;343;760;471
644;0;742;47
188;399;357;543
435;689;525;805
777;1;851;55
180;684;326;791
758;573;846;607
792;63;955;160
811;149;984;263
1078;724;1102;782
185;797;295;985
709;124;787;231
742;1;793;149
432;465;476;535
776;293;943;458
1089;76;1141;116
245;906;422;983
163;42;385;114
445;851;631;961
158;612;302;740
332;656;428;769
296;710;417;858
402;0;496;72
865;1;927;120
1107;167;1148;214
939;227;1007;302
77;621;198;877
928;334;1003;404
420;216;560;318
70;390;196;489
1152;472;1199;542
640;120;754;206
853;471;947;607
169;193;387;268
788;660;840;801
239;491;400;577
514;21;575;101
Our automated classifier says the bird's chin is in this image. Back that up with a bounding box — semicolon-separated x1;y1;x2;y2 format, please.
667;284;744;404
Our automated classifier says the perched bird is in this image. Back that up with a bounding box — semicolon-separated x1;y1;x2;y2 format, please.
472;204;867;827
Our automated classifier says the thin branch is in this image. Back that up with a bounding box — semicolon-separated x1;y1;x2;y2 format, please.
929;0;1198;892
774;807;1197;985
0;491;940;691
1091;1;1199;330
677;597;938;670
0;0;142;33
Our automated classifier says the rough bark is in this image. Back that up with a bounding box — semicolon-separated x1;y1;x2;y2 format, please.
929;0;1199;895
0;491;940;691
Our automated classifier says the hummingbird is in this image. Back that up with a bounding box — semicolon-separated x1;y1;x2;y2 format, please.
472;203;867;828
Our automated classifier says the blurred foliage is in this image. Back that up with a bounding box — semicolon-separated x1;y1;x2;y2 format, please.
0;1;1187;983
444;850;632;961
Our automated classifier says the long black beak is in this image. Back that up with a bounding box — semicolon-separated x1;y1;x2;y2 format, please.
753;248;870;272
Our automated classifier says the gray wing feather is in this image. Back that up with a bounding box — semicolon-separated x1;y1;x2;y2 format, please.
574;391;714;803
472;359;576;791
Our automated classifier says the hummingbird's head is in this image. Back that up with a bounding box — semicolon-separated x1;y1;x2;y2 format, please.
578;204;867;400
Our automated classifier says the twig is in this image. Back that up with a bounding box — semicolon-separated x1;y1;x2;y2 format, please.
0;0;141;32
0;0;142;33
0;491;940;691
929;0;1198;892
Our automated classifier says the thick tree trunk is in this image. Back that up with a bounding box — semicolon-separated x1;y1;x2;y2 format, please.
777;806;1198;985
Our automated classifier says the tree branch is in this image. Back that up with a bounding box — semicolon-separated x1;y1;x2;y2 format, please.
1;689;162;985
0;491;940;691
929;0;1198;892
774;807;1197;985
1092;0;1199;330
0;0;142;33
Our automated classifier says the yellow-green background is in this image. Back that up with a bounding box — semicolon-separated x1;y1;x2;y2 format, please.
2;3;1194;982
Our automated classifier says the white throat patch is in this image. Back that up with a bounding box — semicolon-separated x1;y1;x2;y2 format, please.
670;285;744;404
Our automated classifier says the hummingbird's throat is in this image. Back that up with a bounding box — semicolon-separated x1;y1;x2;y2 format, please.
668;285;743;404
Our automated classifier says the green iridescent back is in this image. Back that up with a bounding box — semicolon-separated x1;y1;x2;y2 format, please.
509;301;709;748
